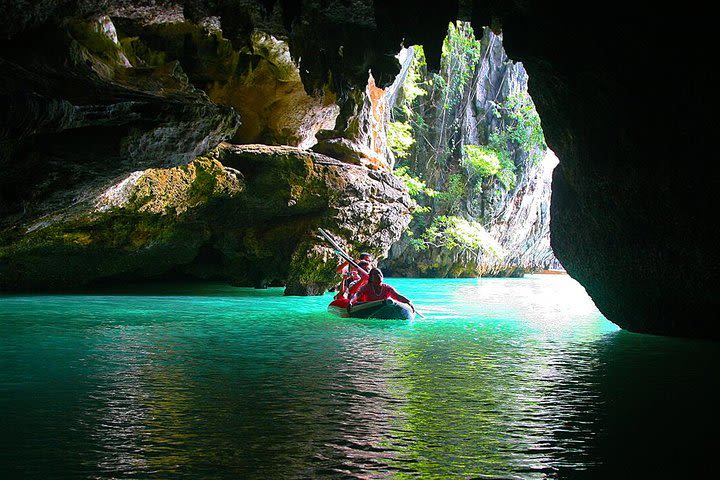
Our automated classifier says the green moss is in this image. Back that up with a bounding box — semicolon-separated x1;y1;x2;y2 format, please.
120;22;240;81
120;36;168;67
186;161;220;206
68;19;118;57
287;245;337;290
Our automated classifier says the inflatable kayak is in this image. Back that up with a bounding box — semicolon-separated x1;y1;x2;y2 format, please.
328;298;415;320
327;297;350;317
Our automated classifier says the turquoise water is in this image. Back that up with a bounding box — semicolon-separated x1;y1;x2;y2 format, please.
1;276;718;478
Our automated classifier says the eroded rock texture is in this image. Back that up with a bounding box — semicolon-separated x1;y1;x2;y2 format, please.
0;144;411;293
383;28;558;278
0;14;239;228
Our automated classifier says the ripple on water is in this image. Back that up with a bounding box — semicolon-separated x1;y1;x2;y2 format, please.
1;276;719;478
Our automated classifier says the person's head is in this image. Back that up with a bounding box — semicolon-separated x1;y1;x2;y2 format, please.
357;260;370;272
359;252;374;262
369;267;383;286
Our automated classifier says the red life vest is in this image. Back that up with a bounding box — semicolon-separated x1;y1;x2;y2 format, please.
355;283;399;303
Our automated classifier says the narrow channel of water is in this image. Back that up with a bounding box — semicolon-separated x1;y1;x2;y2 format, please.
1;276;717;478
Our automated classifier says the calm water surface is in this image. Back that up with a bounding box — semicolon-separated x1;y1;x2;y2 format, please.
1;276;718;479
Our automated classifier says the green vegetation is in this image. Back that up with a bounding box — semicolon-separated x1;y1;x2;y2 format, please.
435;173;467;215
489;92;546;153
394;166;437;217
387;121;415;159
432;21;483;165
438;22;483;109
461;145;500;179
485;92;547;189
410;215;506;261
398;46;428;117
387;46;429;164
394;166;436;198
387;22;548;270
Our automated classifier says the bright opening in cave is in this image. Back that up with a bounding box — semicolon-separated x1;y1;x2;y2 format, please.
378;21;563;278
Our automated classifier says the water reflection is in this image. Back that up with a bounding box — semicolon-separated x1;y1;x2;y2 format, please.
1;277;718;478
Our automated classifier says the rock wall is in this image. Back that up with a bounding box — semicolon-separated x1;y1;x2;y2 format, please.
383;27;558;278
467;30;558;272
0;6;411;296
0;144;411;293
483;2;720;337
114;19;340;148
0;14;239;229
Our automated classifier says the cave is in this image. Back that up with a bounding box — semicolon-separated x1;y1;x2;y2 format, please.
1;0;718;341
2;1;720;478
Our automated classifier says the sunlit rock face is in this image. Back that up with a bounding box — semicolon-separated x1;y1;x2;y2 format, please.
312;73;395;170
468;31;558;275
115;20;339;148
383;28;559;278
0;144;411;293
0;1;414;295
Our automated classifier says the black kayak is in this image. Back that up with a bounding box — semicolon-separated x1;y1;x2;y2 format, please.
347;299;416;320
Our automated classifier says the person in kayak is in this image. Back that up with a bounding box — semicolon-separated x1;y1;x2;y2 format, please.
349;267;415;313
335;252;374;276
334;260;370;301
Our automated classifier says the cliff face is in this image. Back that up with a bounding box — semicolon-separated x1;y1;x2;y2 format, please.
0;6;411;294
0;144;411;293
486;3;720;337
383;27;558;278
0;15;239;229
466;30;558;273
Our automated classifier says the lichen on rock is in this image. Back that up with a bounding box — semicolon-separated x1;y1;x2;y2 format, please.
0;144;411;294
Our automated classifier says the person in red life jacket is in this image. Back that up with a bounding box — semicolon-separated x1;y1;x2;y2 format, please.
349;267;415;313
333;260;370;303
335;252;374;276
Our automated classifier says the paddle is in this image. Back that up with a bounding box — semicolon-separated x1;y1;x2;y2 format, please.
317;228;368;276
317;228;426;319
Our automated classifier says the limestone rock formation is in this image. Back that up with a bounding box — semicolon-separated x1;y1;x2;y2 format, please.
115;19;339;148
487;2;720;337
312;70;402;171
0;144;412;293
0;14;239;229
383;27;558;278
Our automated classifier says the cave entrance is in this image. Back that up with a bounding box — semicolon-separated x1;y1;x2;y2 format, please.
380;21;563;278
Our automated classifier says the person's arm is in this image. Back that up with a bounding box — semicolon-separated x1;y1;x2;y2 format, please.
349;284;366;306
347;276;367;296
387;286;415;312
335;278;347;299
335;260;350;274
348;291;358;306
